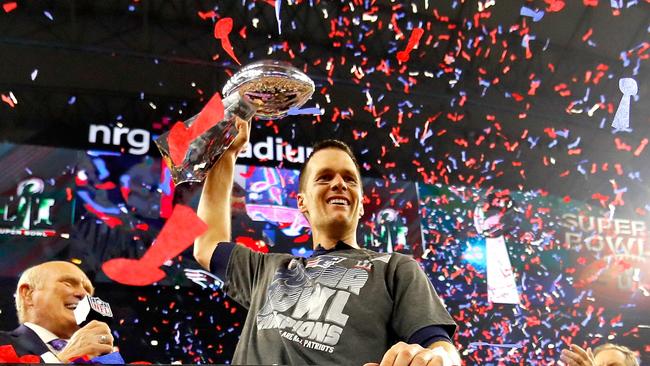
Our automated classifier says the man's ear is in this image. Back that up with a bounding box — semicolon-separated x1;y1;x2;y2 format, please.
297;193;308;213
19;284;34;307
359;203;364;219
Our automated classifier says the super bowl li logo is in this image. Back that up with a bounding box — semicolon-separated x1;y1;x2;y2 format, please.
0;178;72;237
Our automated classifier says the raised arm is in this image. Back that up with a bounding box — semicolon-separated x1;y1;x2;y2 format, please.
194;117;250;269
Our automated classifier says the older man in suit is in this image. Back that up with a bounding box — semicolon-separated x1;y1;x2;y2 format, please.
0;261;114;363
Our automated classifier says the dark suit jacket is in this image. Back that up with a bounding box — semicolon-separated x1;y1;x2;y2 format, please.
0;324;49;359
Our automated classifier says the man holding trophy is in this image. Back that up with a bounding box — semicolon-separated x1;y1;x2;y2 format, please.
158;60;460;365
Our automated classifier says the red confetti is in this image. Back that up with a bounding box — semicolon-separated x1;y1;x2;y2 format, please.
235;236;269;253
95;181;116;190
614;137;632;152
396;28;424;62
1;94;15;107
159;162;175;219
293;234;311;243
633;138;648;156
84;204;123;228
102;204;207;286
544;0;565;12
168;93;225;165
197;10;217;20
120;186;130;201
2;2;17;13
214;17;241;65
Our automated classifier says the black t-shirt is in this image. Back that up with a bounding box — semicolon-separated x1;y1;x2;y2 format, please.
211;241;457;365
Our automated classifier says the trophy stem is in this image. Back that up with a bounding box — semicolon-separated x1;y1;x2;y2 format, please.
155;93;258;185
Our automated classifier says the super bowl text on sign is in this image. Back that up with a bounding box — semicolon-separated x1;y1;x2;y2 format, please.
562;214;649;298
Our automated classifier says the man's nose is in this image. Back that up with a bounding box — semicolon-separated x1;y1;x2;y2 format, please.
72;286;88;298
331;175;348;191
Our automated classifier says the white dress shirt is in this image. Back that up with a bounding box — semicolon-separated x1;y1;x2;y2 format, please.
22;322;64;363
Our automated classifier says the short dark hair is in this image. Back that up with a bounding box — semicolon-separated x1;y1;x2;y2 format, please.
298;139;361;192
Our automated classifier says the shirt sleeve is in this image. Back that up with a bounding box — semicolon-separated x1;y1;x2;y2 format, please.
389;255;457;341
408;325;453;347
209;242;236;281
209;242;264;309
209;242;291;310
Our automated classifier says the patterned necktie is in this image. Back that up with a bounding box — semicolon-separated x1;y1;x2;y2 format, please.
48;339;68;352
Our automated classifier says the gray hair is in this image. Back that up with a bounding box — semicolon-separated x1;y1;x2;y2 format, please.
593;343;639;366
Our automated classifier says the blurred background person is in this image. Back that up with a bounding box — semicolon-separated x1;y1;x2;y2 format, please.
561;343;639;366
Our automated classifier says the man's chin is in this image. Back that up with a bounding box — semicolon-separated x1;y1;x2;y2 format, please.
324;216;356;230
64;314;79;330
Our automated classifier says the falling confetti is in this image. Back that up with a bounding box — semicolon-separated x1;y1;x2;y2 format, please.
396;28;425;63
2;2;17;13
102;204;208;286
520;6;545;22
0;1;648;364
167;92;225;165
214;17;241;65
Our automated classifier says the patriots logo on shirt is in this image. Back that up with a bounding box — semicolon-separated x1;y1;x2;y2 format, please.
305;255;346;269
371;254;391;264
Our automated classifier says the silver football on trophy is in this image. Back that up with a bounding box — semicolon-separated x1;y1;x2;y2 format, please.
223;60;315;120
155;60;315;184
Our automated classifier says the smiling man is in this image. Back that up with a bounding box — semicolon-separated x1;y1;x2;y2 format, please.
0;261;114;363
194;118;459;366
